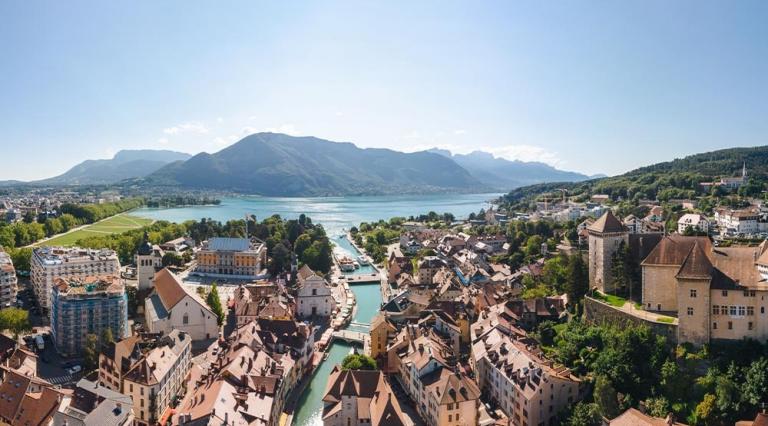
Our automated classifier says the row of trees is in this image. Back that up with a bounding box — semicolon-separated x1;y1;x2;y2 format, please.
0;198;144;249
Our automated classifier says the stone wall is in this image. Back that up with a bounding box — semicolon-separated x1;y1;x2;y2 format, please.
584;296;678;344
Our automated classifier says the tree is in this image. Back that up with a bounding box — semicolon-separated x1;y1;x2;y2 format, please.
0;308;30;338
83;334;99;371
644;396;670;418
567;402;602;426
743;357;768;406
341;353;377;371
269;242;291;274
594;375;620;419
162;252;184;267
101;327;114;346
566;254;589;306
206;284;225;326
694;393;717;426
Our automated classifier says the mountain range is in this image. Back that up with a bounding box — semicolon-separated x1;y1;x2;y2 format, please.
36;149;191;185
144;133;485;196
9;133;598;195
427;148;598;189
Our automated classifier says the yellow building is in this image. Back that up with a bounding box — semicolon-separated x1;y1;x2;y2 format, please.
194;237;267;279
369;313;396;361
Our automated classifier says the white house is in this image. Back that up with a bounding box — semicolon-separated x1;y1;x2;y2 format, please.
677;213;710;234
714;208;759;235
144;268;219;341
296;265;336;319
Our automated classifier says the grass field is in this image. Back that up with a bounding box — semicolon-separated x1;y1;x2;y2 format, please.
36;214;153;247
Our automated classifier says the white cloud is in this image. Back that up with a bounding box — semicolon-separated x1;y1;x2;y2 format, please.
157;137;169;145
453;129;467;135
216;117;224;123
213;137;226;146
335;111;344;117
163;122;209;135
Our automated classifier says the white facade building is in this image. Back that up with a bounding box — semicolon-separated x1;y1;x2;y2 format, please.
31;246;120;310
144;268;219;341
296;265;336;318
0;249;18;309
677;213;710;234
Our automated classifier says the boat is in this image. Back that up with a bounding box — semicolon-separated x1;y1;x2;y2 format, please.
338;255;357;272
357;255;370;266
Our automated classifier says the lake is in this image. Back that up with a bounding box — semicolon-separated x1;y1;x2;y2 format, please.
131;193;500;237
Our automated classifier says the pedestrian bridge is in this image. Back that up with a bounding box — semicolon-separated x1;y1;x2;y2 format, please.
331;330;367;344
349;321;370;328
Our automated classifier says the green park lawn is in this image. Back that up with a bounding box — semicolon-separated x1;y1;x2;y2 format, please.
35;214;153;247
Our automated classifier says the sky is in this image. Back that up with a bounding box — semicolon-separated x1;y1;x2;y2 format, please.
1;1;767;181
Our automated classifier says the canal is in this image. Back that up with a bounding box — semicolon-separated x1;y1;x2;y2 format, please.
292;235;383;426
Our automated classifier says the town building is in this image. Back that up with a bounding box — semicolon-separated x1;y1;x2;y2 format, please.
321;366;408;426
610;408;686;425
587;211;629;294
194;237;267;279
32;246;120;310
388;325;480;426
296;265;336;319
53;378;135;426
232;281;295;326
135;234;164;291
677;213;710;234
0;368;68;425
120;330;191;425
417;256;448;286
174;318;314;426
144;268;219;341
0;248;18;309
50;275;128;356
471;319;581;426
714;208;760;235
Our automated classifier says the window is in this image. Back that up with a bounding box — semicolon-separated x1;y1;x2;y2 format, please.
183;313;189;325
713;322;717;330
739;306;746;316
728;321;733;330
749;322;754;331
723;290;729;297
730;306;737;316
312;289;317;296
690;289;697;298
687;307;694;316
713;305;720;315
748;306;755;316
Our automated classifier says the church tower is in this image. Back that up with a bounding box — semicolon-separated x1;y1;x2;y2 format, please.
136;232;163;291
588;211;629;294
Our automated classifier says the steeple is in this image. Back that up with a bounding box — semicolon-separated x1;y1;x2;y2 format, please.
743;161;747;179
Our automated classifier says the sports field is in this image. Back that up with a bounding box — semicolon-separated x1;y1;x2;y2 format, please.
36;214;154;247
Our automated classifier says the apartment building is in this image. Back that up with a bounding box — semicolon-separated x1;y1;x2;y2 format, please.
32;246;120;310
0;248;17;309
119;330;192;426
194;237;267;279
388;326;480;426
322;366;408;426
471;326;581;426
50;275;128;356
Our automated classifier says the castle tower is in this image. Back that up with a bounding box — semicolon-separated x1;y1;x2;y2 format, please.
136;232;163;291
588;211;629;294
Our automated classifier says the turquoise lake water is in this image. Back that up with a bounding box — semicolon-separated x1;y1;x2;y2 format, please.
131;193;497;426
132;193;499;237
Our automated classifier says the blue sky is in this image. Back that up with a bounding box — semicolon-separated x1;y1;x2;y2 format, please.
1;1;767;181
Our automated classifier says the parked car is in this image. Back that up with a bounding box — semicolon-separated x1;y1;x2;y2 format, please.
66;365;82;375
34;335;44;351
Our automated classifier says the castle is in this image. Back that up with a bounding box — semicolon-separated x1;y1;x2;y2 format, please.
589;210;768;345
